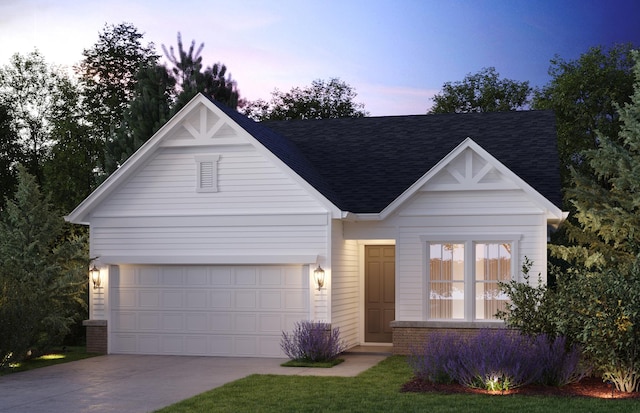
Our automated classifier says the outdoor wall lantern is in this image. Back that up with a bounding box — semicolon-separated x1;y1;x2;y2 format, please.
90;265;101;289
313;265;325;290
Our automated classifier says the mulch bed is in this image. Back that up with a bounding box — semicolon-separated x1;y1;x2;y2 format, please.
401;376;640;399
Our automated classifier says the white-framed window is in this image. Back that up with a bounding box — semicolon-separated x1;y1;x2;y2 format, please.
195;155;220;192
423;235;520;321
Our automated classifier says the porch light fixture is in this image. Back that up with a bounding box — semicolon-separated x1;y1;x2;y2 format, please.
90;265;101;289
313;265;325;290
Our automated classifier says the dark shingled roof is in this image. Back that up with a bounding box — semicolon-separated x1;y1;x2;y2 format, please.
212;98;561;214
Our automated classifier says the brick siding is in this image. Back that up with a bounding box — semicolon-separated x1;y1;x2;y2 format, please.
391;321;504;355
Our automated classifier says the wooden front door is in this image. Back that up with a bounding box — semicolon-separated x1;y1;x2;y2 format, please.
365;245;395;343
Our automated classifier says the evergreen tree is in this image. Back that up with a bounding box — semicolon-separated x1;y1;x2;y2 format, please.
104;64;175;173
163;33;239;112
0;102;23;210
0;166;87;367
552;50;640;272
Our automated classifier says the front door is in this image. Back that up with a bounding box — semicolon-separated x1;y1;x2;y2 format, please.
365;245;395;343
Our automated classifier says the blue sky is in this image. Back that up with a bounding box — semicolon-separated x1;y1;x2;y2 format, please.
1;0;639;115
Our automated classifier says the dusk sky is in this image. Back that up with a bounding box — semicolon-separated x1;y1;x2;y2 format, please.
1;0;639;116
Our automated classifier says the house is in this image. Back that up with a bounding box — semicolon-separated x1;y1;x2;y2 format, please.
66;93;567;357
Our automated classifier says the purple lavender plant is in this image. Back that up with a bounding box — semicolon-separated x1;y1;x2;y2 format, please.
535;334;591;386
281;321;347;362
408;331;464;384
445;329;542;390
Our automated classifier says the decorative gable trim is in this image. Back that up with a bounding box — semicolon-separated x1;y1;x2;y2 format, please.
195;155;220;192
65;94;342;225
372;137;565;223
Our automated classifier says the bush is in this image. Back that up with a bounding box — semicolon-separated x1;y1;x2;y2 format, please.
409;329;589;391
553;265;640;392
536;334;590;387
452;329;541;390
496;257;556;337
281;321;347;362
408;331;461;384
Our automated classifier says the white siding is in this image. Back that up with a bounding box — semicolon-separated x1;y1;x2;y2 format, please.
394;189;548;322
329;220;359;347
89;145;330;263
93;147;326;217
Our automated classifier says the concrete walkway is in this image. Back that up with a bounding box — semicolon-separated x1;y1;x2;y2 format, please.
0;348;390;413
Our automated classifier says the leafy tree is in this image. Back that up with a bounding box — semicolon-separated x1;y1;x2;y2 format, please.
0;166;87;368
104;64;175;173
0;51;62;182
0;102;23;210
163;33;239;112
428;67;532;114
42;74;100;213
533;44;636;190
552;50;640;272
242;78;368;121
76;22;158;174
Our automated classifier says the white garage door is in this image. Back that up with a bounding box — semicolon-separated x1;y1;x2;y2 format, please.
110;265;309;357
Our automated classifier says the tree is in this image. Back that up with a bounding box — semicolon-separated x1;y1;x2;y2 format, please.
533;44;636;190
163;33;239;112
242;78;368;121
502;51;640;393
0;102;23;210
76;22;158;175
552;50;640;273
42;73;101;213
104;64;175;173
428;67;532;114
0;51;62;182
0;166;87;368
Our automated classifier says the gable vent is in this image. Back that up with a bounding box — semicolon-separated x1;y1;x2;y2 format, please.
195;155;220;192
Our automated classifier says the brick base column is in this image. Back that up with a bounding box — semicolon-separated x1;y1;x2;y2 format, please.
83;320;108;354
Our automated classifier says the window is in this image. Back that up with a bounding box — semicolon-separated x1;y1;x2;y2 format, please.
195;155;220;192
425;236;518;321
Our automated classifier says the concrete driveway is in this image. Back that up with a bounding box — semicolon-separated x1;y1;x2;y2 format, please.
0;349;389;413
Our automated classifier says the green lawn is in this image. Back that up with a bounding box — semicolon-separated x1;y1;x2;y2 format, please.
155;356;640;413
0;346;98;376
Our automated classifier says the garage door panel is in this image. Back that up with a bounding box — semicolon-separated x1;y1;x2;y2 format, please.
138;313;160;330
139;290;160;307
186;290;207;308
186;313;208;331
235;290;257;308
139;267;160;285
211;313;232;331
162;290;183;308
111;265;309;357
113;311;137;331
235;314;257;332
211;291;231;307
113;290;136;307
